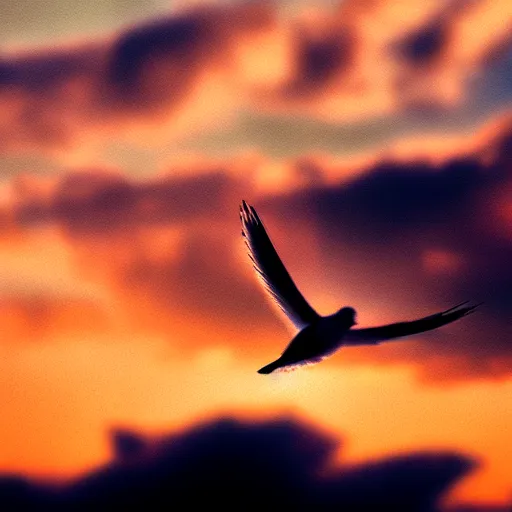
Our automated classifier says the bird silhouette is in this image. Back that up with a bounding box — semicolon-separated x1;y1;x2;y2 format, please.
240;200;480;374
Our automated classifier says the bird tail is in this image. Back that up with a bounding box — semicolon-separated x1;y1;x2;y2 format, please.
257;359;282;374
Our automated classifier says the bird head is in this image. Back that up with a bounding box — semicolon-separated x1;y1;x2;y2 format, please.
336;307;358;327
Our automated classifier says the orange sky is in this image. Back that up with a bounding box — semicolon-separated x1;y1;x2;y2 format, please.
0;218;510;505
0;1;511;508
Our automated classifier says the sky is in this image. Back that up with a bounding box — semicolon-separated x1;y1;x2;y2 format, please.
0;0;511;509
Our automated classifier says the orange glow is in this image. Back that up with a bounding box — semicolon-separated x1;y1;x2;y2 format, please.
422;248;465;275
451;0;512;63
0;189;510;505
1;336;511;504
0;1;511;508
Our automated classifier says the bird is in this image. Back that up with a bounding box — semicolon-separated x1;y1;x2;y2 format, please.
239;200;480;374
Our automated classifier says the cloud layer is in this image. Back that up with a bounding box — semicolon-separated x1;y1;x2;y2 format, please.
0;0;510;153
259;119;512;380
0;416;479;510
0;116;510;381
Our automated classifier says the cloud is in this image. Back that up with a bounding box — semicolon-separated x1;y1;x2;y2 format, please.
391;0;512;109
258;118;512;381
392;0;478;68
261;0;512;122
0;1;274;153
104;3;274;108
0;117;510;379
0;416;478;510
1;166;282;351
0;0;510;155
282;19;356;97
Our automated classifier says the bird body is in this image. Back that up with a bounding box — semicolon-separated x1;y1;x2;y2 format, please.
239;200;479;375
258;309;357;373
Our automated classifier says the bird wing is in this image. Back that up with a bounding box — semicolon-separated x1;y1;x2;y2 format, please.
343;302;480;346
240;200;320;330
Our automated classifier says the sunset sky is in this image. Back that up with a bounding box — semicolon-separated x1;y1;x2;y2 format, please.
0;0;511;508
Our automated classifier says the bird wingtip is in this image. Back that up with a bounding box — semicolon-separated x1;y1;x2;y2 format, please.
466;301;484;315
443;300;483;317
240;200;253;218
240;200;250;224
239;200;261;227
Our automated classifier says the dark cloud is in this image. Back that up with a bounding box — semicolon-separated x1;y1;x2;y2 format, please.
0;48;93;91
7;166;280;348
392;0;512;112
14;168;239;232
284;25;355;95
109;12;213;89
0;416;477;510
259;121;512;380
393;0;476;67
398;21;447;66
0;2;273;151
104;5;259;111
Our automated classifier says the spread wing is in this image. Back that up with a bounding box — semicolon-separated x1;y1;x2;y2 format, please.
240;200;320;330
343;302;480;346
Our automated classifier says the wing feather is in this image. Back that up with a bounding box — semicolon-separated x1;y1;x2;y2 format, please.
343;302;480;346
240;200;320;330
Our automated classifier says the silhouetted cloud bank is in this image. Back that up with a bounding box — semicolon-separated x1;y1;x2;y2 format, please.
0;416;484;511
